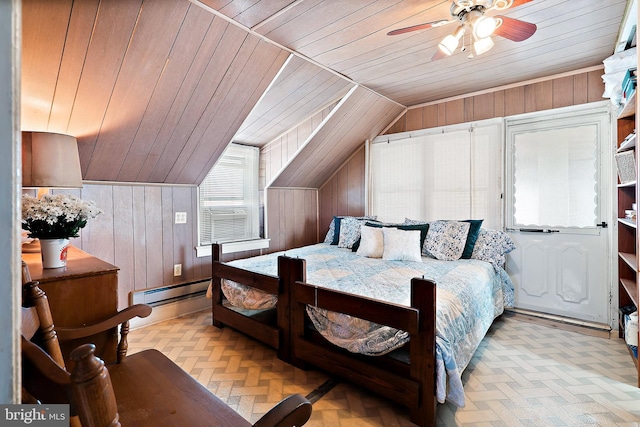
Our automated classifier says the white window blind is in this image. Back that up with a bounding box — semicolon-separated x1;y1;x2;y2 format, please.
370;120;503;229
198;143;260;245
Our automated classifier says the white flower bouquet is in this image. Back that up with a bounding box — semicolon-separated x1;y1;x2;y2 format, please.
22;193;103;239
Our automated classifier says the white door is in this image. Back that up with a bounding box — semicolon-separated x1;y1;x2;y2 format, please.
505;104;612;325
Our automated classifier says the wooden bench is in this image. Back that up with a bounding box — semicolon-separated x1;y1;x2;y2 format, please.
21;279;312;427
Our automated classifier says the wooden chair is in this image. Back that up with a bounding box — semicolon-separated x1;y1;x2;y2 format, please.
21;280;312;427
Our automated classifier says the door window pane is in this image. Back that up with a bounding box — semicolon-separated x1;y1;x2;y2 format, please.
512;125;598;228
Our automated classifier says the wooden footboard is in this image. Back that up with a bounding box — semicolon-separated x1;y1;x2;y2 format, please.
285;256;437;427
211;244;300;362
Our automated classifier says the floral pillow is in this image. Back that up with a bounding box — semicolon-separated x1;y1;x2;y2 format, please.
382;228;422;262
324;215;376;245
355;225;384;258
323;217;337;243
470;229;516;267
404;218;428;226
423;220;470;261
405;218;482;259
337;217;367;249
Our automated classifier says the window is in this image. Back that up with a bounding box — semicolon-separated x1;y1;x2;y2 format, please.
505;106;608;231
369;119;503;229
198;143;260;246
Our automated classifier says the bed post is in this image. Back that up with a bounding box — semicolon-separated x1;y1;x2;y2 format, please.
409;277;437;426
276;256;304;362
282;256;307;370
211;244;224;328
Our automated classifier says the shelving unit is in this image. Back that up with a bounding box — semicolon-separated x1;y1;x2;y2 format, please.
616;85;640;386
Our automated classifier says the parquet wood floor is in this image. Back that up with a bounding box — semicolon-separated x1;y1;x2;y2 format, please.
127;309;640;426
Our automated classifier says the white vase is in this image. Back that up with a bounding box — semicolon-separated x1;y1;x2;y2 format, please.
40;238;70;268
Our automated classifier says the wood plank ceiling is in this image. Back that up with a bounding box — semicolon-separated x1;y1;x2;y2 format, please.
21;0;631;187
201;0;630;104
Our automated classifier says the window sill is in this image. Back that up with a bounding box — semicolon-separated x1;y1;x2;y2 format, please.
195;239;270;257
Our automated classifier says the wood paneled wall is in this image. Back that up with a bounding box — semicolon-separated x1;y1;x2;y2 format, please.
260;103;336;188
260;103;334;252
317;147;367;239
270;86;403;188
266;188;318;252
31;184;211;310
385;69;605;134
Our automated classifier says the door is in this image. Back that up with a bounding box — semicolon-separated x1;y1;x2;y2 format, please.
505;104;612;325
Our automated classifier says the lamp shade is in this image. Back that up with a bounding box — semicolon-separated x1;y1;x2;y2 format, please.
473;16;497;39
473;36;495;56
438;26;466;56
22;131;83;188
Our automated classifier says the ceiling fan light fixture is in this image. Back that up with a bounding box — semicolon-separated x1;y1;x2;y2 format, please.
473;36;495;55
438;26;465;55
438;34;459;55
473;15;498;39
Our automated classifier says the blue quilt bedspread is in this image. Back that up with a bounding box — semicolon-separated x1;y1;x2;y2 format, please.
226;243;514;407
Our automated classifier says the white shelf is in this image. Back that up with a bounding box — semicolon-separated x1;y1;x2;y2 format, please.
619;217;637;228
619;133;637;152
618;91;636;118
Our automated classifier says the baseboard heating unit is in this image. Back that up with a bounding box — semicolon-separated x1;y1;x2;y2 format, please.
129;280;211;329
130;280;210;306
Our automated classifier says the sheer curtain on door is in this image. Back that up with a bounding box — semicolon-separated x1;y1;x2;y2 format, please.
369;119;503;229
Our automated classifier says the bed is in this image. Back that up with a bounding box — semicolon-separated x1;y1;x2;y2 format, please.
210;244;299;361
210;217;515;426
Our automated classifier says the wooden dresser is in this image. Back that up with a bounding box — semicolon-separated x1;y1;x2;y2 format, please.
22;246;120;365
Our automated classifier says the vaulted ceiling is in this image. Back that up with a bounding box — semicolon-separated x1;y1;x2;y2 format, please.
21;0;631;186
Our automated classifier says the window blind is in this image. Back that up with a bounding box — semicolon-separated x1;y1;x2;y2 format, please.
370;120;502;229
198;144;260;245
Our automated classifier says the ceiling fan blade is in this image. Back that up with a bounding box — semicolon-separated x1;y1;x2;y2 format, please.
493;16;537;42
387;19;451;36
431;48;448;61
509;0;534;8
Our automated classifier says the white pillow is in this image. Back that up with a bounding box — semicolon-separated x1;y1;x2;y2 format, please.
356;225;384;258
382;228;422;262
423;220;470;261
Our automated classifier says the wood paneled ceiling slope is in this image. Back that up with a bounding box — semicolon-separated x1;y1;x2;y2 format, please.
21;0;630;186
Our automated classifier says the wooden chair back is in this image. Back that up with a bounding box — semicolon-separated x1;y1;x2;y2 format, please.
22;280;66;368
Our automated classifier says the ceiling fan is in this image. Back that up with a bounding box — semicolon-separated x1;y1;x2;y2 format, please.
387;0;537;60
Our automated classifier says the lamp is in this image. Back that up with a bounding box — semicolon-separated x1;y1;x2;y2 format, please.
22;131;83;191
472;15;498;39
21;131;83;252
473;36;495;56
436;8;501;60
438;26;466;56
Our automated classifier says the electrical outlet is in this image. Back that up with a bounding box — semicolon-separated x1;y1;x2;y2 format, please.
175;212;187;224
173;264;182;276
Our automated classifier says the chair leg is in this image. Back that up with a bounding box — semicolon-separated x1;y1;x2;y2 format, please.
117;321;130;363
252;394;312;427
